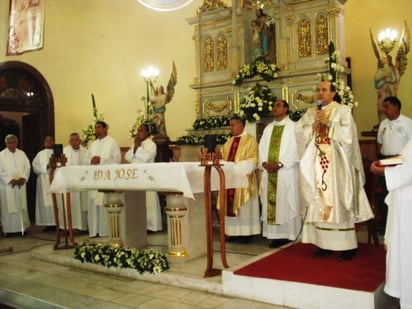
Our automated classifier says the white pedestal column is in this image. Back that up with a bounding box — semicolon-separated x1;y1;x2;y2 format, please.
103;191;124;247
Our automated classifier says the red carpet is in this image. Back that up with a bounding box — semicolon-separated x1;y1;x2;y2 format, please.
234;243;386;292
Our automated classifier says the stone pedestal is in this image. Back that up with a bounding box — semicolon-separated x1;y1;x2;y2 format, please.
120;191;147;249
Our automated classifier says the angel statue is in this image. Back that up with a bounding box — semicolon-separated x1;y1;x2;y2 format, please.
149;61;177;139
370;21;410;123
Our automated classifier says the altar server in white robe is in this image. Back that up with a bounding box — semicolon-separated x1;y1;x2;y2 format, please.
85;121;121;237
0;134;31;235
125;123;162;232
259;100;301;248
370;140;412;309
62;132;89;231
32;135;56;227
218;115;261;243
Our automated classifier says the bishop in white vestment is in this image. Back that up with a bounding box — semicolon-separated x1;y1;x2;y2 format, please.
296;81;373;260
0;135;31;234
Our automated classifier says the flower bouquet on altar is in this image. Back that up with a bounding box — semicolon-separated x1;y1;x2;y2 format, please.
239;83;276;122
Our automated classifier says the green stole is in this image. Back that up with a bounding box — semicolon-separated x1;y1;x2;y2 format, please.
267;125;285;225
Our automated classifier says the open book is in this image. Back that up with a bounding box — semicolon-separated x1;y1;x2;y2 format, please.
378;155;403;167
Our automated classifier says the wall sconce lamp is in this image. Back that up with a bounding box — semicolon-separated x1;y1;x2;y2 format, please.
377;28;398;54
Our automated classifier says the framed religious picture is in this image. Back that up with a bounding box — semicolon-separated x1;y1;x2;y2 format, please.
7;0;45;55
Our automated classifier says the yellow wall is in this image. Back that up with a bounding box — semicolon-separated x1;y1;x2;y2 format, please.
0;0;199;146
345;0;412;137
0;0;411;145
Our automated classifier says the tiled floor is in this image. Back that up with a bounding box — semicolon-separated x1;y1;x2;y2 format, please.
0;226;289;309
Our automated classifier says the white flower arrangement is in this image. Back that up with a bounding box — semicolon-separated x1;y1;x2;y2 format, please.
318;42;359;108
239;83;276;122
73;240;169;274
128;109;158;138
233;59;279;86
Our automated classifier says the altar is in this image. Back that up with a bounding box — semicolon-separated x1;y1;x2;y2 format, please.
49;162;248;261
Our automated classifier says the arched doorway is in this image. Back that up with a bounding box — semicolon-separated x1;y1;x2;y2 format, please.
0;61;54;222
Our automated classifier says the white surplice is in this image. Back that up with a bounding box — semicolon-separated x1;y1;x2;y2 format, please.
0;148;31;234
32;148;56;226
259;116;301;241
125;138;162;231
61;145;90;231
86;135;121;237
384;140;412;308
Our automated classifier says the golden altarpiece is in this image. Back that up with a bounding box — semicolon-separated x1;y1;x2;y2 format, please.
185;0;348;140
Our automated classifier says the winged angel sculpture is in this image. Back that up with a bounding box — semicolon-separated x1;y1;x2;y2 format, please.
370;21;410;122
149;61;177;137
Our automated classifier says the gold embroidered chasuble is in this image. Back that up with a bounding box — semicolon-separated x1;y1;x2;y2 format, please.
267;125;285;224
218;133;258;216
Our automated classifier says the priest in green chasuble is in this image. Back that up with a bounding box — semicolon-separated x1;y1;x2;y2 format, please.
259;100;301;248
296;81;374;261
217;116;261;242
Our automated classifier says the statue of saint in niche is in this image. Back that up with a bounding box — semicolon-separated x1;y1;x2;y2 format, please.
252;8;276;63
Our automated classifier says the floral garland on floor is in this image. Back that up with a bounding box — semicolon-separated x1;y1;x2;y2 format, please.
73;240;169;274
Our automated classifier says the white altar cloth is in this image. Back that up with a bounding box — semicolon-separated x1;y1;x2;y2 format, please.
48;162;249;258
49;162;248;197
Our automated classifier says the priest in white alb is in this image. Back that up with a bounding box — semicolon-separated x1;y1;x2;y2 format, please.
0;134;31;235
62;132;89;232
85;121;121;237
125;123;162;232
259;100;301;248
32;135;56;228
370;139;412;309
